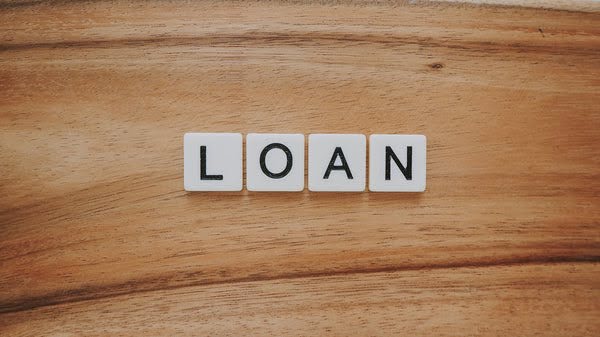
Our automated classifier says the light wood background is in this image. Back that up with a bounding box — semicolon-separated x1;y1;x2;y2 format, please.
1;0;599;336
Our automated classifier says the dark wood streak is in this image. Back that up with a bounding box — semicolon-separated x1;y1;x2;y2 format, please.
1;33;599;56
1;254;598;315
0;0;44;9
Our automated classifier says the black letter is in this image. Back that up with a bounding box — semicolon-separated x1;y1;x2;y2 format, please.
386;146;412;180
200;146;223;180
324;147;353;179
260;143;293;179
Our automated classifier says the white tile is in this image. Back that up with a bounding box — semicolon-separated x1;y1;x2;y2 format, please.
246;133;304;191
308;134;366;192
369;134;426;192
183;133;242;191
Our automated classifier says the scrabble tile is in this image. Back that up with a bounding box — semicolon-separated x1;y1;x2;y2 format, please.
246;133;305;191
369;134;426;192
183;133;242;191
308;134;366;192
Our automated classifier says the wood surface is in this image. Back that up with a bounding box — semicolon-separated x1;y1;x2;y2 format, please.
1;0;599;336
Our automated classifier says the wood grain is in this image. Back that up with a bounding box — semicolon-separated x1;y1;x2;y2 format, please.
1;0;599;335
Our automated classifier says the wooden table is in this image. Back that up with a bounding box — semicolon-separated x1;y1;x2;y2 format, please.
1;0;599;335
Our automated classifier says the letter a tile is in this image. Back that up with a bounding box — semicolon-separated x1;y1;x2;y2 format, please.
308;134;366;192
